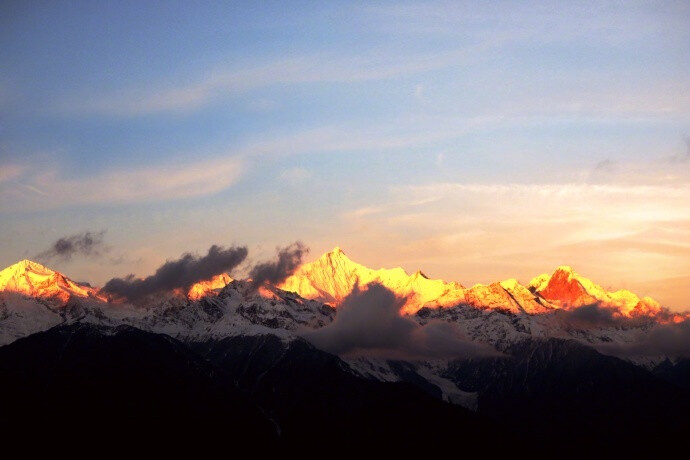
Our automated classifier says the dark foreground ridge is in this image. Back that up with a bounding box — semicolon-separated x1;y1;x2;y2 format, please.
0;323;516;453
1;322;689;454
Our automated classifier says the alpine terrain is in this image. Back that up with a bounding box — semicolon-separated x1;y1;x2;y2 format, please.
0;248;688;452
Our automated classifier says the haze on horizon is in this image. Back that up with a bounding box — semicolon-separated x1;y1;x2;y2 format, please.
0;1;688;310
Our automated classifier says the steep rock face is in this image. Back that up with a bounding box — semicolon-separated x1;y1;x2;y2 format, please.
529;266;665;318
0;260;104;303
499;279;554;314
535;266;595;306
464;283;523;313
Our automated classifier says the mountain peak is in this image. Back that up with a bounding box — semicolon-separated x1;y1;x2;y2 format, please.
323;246;351;262
0;259;57;287
554;265;575;273
186;273;233;300
280;247;468;313
281;250;665;319
0;259;103;304
412;269;428;279
2;259;53;275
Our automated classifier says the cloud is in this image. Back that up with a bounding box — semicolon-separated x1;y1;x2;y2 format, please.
594;159;616;172
597;320;690;358
553;303;660;330
0;118;486;213
668;136;690;163
279;167;312;184
35;230;108;262
435;153;445;167
0;164;23;183
343;206;385;220
102;244;248;302
302;283;499;359
61;48;483;116
249;242;308;289
336;181;690;310
557;304;621;329
0;155;243;212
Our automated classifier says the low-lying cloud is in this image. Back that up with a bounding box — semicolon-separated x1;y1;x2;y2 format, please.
557;303;622;329
102;244;248;302
36;230;107;261
597;320;690;358
551;302;690;358
249;242;308;289
302;282;499;360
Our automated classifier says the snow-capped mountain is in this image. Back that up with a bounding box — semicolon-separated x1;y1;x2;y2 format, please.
529;265;664;317
1;250;689;421
0;259;105;303
280;247;466;313
0;249;685;350
281;247;680;320
0;258;333;345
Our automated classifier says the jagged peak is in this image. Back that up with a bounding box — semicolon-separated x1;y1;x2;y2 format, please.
412;269;428;279
553;265;576;276
529;266;578;291
282;248;665;318
0;258;104;303
499;278;521;290
1;259;55;275
318;246;352;263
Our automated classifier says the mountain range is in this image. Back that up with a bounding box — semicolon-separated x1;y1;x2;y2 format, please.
1;248;688;452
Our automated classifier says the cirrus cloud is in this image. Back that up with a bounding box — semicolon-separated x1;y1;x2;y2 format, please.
0;155;243;212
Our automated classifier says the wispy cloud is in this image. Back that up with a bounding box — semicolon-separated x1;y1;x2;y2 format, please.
343;206;385;219
0;164;23;183
61;48;484;117
362;1;688;44
0;118;477;212
669;136;690;163
339;181;690;309
0;155;243;212
279;166;312;184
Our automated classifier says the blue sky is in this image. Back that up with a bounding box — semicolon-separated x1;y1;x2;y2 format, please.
1;1;689;308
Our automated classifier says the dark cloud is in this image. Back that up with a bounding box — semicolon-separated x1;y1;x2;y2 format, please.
597;320;690;358
558;303;621;329
553;303;690;358
102;244;247;302
249;242;308;289
555;303;676;331
594;159;616;172
301;283;499;360
35;230;107;261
